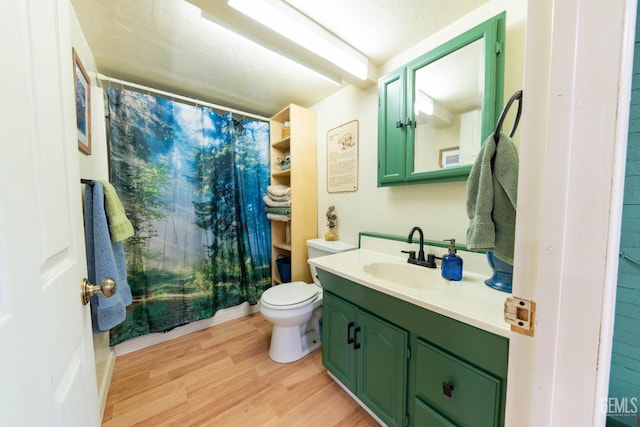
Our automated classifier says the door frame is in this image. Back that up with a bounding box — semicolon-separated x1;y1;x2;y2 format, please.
506;0;638;425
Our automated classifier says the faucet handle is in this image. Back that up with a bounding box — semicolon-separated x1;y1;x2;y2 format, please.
426;254;437;268
401;250;416;260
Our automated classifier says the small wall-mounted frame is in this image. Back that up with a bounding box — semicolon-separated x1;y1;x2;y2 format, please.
439;146;460;168
73;48;91;155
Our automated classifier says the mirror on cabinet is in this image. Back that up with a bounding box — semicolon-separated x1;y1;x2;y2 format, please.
413;38;484;172
377;12;505;186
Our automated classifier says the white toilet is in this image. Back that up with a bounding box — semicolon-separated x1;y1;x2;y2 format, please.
259;238;356;363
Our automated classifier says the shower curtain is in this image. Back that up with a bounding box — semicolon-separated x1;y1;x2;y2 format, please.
106;87;272;346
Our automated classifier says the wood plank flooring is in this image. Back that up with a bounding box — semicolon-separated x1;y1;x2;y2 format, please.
102;313;378;426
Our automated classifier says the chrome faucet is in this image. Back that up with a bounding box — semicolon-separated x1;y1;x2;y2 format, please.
403;226;437;268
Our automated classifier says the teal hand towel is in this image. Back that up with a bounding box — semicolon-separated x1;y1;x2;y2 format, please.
466;132;519;264
98;180;134;242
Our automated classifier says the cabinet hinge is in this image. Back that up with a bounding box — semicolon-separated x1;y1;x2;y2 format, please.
504;296;536;337
407;346;411;359
496;40;503;55
406;414;410;426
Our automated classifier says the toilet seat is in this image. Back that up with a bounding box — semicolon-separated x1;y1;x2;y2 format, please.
261;281;319;310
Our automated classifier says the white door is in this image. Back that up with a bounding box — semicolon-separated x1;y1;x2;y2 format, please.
0;0;100;426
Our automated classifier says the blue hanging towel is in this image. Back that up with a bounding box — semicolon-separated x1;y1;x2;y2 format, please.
84;181;133;333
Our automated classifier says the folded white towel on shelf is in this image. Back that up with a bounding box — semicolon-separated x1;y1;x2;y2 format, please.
267;184;290;198
267;194;290;202
263;195;291;207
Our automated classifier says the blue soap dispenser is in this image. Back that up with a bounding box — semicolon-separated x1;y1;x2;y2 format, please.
441;239;463;281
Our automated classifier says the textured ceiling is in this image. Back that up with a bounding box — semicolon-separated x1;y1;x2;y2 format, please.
71;0;488;118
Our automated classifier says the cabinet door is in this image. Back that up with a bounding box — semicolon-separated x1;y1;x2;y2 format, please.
377;69;407;185
357;310;408;427
322;291;357;392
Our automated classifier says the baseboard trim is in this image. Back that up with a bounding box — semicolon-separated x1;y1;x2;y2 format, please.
325;370;386;426
97;348;116;421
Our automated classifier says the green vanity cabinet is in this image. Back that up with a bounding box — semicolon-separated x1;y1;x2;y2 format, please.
323;291;408;427
319;269;509;427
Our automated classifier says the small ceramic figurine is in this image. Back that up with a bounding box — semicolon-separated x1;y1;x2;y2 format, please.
325;205;338;241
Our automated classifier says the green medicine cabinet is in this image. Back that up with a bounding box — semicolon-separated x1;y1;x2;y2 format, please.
378;12;506;186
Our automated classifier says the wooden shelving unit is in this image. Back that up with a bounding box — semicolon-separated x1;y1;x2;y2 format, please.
269;104;317;284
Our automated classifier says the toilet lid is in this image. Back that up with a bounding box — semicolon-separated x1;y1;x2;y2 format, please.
261;281;319;307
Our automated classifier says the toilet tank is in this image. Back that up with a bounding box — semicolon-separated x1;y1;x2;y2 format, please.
306;238;356;286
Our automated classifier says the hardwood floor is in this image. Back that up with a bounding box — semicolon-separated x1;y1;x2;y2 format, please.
102;313;378;426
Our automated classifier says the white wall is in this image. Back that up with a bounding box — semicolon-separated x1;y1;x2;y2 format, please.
312;0;527;247
70;11;109;181
69;2;113;418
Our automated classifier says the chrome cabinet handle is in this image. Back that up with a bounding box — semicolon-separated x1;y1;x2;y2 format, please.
81;277;116;305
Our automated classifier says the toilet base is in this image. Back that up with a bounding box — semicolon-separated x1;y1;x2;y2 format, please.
268;324;321;363
260;295;323;364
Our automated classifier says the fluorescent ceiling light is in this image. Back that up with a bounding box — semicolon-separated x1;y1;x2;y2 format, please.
415;91;453;126
201;10;342;86
228;0;369;80
415;93;435;116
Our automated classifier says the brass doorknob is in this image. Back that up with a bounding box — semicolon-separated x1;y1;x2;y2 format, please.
81;277;116;305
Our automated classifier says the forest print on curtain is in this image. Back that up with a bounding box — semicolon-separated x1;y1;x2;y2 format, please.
106;87;271;346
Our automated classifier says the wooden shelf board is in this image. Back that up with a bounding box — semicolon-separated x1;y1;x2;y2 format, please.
272;137;290;149
273;242;292;252
272;169;291;177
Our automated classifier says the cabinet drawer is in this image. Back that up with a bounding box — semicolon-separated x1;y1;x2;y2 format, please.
414;398;456;427
415;339;501;427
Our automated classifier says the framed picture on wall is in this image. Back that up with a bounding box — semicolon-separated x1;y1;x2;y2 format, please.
73;48;91;155
327;120;359;193
439;146;460;168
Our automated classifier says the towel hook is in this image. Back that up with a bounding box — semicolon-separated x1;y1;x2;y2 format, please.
494;90;523;143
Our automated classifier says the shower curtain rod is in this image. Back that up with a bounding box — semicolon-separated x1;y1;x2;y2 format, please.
96;73;269;122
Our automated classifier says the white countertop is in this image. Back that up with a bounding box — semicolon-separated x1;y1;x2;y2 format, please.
310;248;510;338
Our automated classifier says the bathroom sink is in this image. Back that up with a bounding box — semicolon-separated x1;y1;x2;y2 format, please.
362;261;447;289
